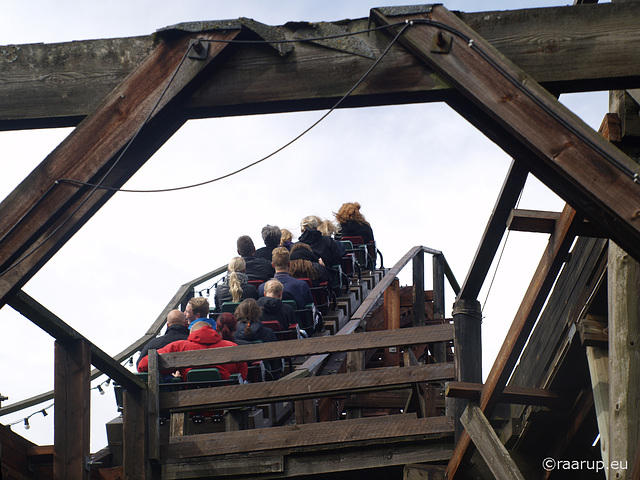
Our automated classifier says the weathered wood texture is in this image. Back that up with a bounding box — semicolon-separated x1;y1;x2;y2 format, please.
373;5;640;264
161;363;455;410
608;242;640;480
460;403;525;480
444;203;581;477
163;414;454;458
158;323;454;369
53;339;90;480
161;435;453;479
2;4;640;129
0;29;239;310
446;382;569;410
508;209;604;237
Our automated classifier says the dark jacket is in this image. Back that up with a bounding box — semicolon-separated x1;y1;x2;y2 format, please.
242;255;275;281
257;296;295;330
137;324;189;367
259;272;313;310
254;245;275;262
338;220;375;244
298;229;342;269
214;272;259;310
234;321;278;343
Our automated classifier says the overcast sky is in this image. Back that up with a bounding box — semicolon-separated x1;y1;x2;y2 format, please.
0;0;609;450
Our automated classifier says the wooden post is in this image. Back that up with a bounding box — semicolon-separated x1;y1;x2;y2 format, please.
123;388;149;480
432;254;447;363
413;250;426;326
608;242;640;479
451;299;482;442
147;350;160;462
586;345;610;476
383;278;401;366
54;338;91;480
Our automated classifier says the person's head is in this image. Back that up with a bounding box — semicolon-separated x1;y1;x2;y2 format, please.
228;256;246;273
237;235;256;257
191;320;212;332
334;202;369;226
216;312;238;341
263;279;284;299
300;215;319;232
280;228;293;246
227;256;246;302
289;243;318;280
271;246;290;272
234;298;263;335
261;225;282;249
167;309;188;328
318;219;337;237
185;296;209;321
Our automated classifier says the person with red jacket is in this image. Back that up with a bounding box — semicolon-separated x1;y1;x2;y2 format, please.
137;321;248;381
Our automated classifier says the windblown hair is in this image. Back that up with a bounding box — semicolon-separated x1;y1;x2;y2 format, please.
216;312;238;341
300;215;320;232
234;298;263;336
334;202;370;226
188;296;210;318
289;243;318;281
271;246;290;270
261;225;282;248
280;228;293;246
318;219;337;237
236;235;256;256
227;256;246;302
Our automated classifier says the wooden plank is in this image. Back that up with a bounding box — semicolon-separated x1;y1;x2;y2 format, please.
0;28;240;310
578;315;608;347
53;339;90;480
162;454;284;479
147;350;160;462
460;403;526;480
585;345;610;469
445;382;569;409
164;414;454;458
158;323;454;369
3;4;640;129
446;204;581;477
372;5;640;263
161;363;455;411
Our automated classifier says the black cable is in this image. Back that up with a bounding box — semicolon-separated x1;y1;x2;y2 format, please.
57;22;412;194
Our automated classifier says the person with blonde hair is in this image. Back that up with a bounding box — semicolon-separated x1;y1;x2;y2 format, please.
214;256;259;311
258;279;295;330
298;216;342;286
279;228;294;250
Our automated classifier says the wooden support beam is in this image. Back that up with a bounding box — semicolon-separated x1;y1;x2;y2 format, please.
147;350;160;463
586;345;610;473
413;250;426;327
164;414;454;459
2;4;640;129
446;382;569;409
159;323;454;370
161;363;455;411
372;5;640;264
54;339;90;480
445;204;581;477
122;388;148;480
460;403;525;480
7;290;145;392
508;209;605;237
0;28;240;310
457;160;528;301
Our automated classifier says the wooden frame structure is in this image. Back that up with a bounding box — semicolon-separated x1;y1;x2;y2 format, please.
2;2;640;479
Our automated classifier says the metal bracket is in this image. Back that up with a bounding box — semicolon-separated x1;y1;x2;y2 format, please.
430;31;452;54
188;39;209;60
